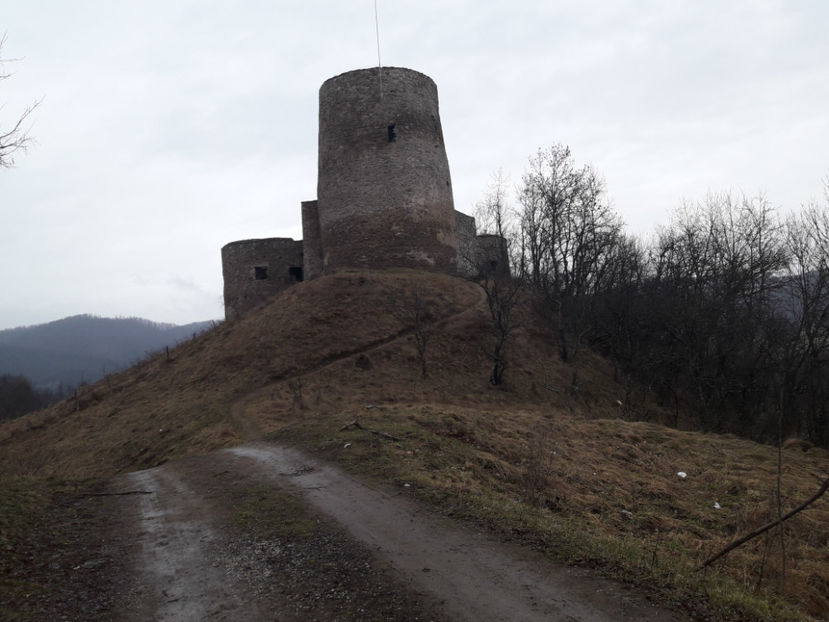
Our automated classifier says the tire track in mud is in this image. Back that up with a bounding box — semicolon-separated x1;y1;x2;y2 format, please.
226;442;688;622
118;467;266;621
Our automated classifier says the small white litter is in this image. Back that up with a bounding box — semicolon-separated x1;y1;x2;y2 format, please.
677;471;687;479
713;502;721;510
343;442;352;448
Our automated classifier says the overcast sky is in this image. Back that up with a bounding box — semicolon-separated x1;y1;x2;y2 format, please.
2;1;827;330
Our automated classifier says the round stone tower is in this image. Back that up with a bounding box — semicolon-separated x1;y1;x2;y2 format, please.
316;67;457;273
221;238;304;320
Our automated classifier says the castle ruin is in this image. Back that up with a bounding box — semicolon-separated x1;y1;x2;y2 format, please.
222;67;508;320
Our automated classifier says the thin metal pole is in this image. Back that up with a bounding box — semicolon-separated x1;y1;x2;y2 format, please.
375;0;383;99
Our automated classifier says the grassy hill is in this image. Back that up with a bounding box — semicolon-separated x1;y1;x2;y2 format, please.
1;270;826;620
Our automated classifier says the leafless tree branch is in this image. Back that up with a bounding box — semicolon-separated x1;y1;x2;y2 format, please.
699;476;829;569
1;33;38;167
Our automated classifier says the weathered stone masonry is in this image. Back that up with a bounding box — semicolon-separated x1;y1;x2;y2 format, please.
317;67;457;273
222;67;508;320
221;238;303;321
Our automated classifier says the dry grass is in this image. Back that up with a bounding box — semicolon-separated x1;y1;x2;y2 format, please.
1;269;827;620
274;405;828;621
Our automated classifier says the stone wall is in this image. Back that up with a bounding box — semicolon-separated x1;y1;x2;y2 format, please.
301;200;323;280
455;211;477;277
475;234;510;278
316;67;457;274
454;213;511;279
221;238;304;320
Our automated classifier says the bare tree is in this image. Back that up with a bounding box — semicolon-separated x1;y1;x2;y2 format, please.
475;169;511;239
517;144;623;360
387;287;432;378
474;169;522;278
479;276;521;385
782;193;829;443
1;34;38;167
643;193;790;431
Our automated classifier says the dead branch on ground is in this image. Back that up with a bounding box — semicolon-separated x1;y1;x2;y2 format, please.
80;490;154;497
699;476;829;569
339;419;401;442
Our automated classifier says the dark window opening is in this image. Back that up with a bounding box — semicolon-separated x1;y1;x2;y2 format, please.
489;260;498;271
387;123;397;142
289;266;304;282
254;266;268;280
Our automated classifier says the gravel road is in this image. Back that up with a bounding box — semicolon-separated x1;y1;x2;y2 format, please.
107;442;691;621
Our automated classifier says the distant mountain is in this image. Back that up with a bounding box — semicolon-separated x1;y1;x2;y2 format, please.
0;315;215;389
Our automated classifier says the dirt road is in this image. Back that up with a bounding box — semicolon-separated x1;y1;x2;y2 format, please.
109;442;690;621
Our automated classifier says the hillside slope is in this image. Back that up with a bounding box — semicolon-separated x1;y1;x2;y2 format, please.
1;269;826;620
1;269;610;479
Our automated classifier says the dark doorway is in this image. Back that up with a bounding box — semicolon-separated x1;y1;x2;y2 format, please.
254;266;268;280
289;266;304;282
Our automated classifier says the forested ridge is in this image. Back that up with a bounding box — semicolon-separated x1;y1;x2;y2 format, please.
0;315;213;418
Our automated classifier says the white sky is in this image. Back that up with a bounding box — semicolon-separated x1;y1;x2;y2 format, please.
1;1;827;329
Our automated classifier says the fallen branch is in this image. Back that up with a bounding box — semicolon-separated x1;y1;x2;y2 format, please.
699;476;829;569
339;419;401;442
81;490;154;497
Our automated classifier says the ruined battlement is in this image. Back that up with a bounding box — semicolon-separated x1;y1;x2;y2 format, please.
221;238;303;321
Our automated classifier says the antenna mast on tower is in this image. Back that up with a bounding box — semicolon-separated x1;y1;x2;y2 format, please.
375;0;383;99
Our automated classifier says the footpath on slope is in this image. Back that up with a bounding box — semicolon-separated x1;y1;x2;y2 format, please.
106;442;692;622
229;283;489;443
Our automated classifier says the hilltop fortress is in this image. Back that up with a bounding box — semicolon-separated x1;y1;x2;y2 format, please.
222;67;508;320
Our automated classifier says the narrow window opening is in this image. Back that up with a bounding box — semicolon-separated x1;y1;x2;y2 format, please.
387;123;397;142
254;266;268;280
289;266;304;282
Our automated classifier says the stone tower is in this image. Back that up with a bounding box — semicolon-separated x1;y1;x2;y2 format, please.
221;238;304;320
314;67;457;273
220;67;510;321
